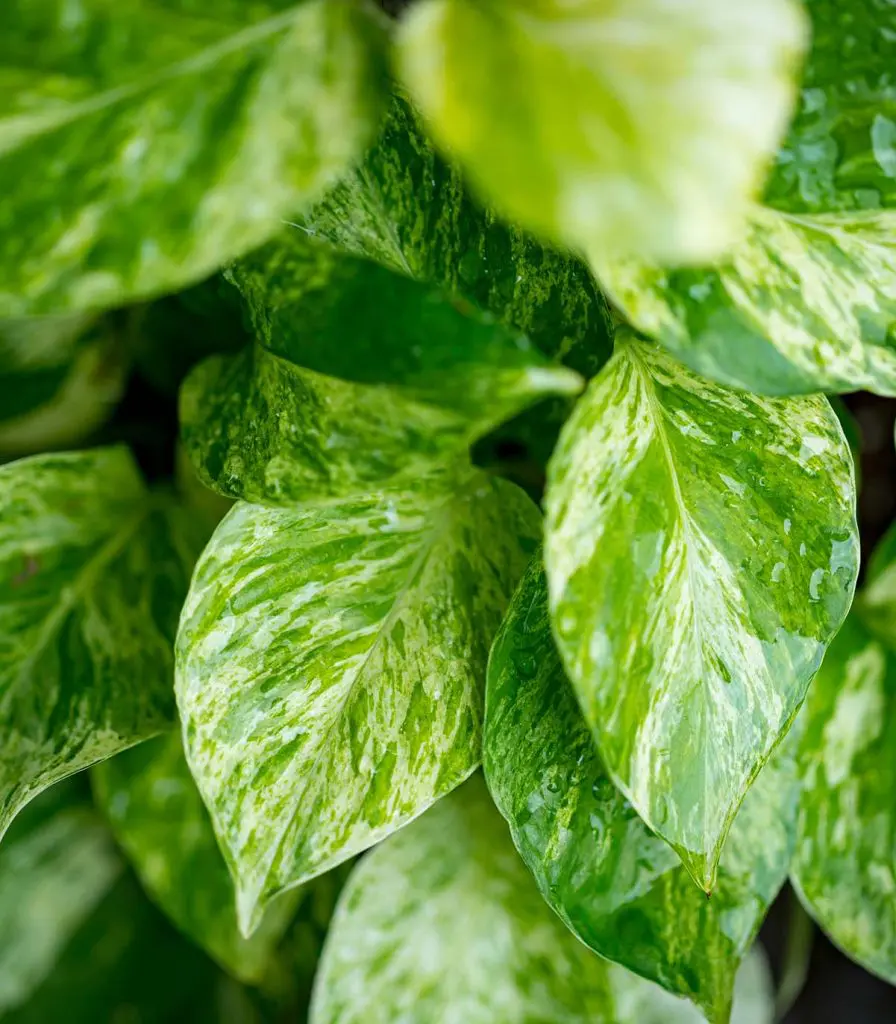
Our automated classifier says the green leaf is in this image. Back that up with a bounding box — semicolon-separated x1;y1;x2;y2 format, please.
310;776;774;1024
0;0;387;316
792;548;896;984
175;471;540;935
301;95;613;378
397;0;805;264
0;315;127;458
484;557;800;1023
544;333;858;889
765;0;896;215
3;872;221;1024
593;1;896;397
183;238;581;505
0;447;203;839
0;784;121;1014
593;207;896;396
92;730;298;984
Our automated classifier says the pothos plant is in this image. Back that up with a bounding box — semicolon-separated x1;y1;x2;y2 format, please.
1;0;894;1021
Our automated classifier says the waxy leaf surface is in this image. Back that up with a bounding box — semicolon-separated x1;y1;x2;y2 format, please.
176;472;540;934
92;731;298;983
544;335;858;888
793;529;896;985
301;95;613;378
0;448;202;839
398;0;804;263
594;0;896;397
485;558;799;1023
0;786;120;1014
184;238;580;505
311;776;770;1024
0;0;386;315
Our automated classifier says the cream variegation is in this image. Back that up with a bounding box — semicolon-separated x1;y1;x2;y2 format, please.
485;558;798;1023
92;731;298;983
0;448;203;841
544;334;858;889
310;776;774;1024
175;471;540;935
593;0;896;397
397;0;805;263
595;207;896;396
0;0;387;315
793;524;896;985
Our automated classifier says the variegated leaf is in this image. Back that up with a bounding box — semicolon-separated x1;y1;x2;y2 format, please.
175;471;540;935
301;95;613;378
0;0;387;316
544;333;858;889
793;525;896;984
0;784;121;1014
0;316;126;458
593;207;896;396
184;239;581;505
310;776;774;1024
0;448;203;840
593;0;896;397
397;0;805;264
92;730;298;984
484;558;799;1023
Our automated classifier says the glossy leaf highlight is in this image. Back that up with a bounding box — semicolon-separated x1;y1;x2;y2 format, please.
175;472;540;934
398;0;805;263
544;335;858;888
0;448;202;839
92;731;298;983
485;558;800;1023
0;0;387;315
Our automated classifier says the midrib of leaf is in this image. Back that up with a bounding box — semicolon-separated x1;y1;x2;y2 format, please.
0;6;303;156
775;206;896;256
624;339;716;888
0;505;149;716
245;483;477;921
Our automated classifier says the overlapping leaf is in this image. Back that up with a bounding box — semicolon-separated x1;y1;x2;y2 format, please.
544;333;858;889
0;784;120;1015
183;237;581;505
175;471;540;935
485;558;799;1023
310;776;774;1024
0;448;203;839
301;95;613;378
0;0;387;316
594;0;896;396
92;731;298;984
0;315;126;457
793;525;896;984
397;0;805;264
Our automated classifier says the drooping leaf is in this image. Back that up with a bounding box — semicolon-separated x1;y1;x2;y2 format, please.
0;784;121;1015
593;0;896;397
92;730;298;984
0;447;203;839
175;471;540;935
792;529;896;984
397;0;805;264
0;0;387;316
301;95;613;378
484;558;800;1023
183;238;581;505
310;776;774;1024
543;333;858;889
0;315;127;457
